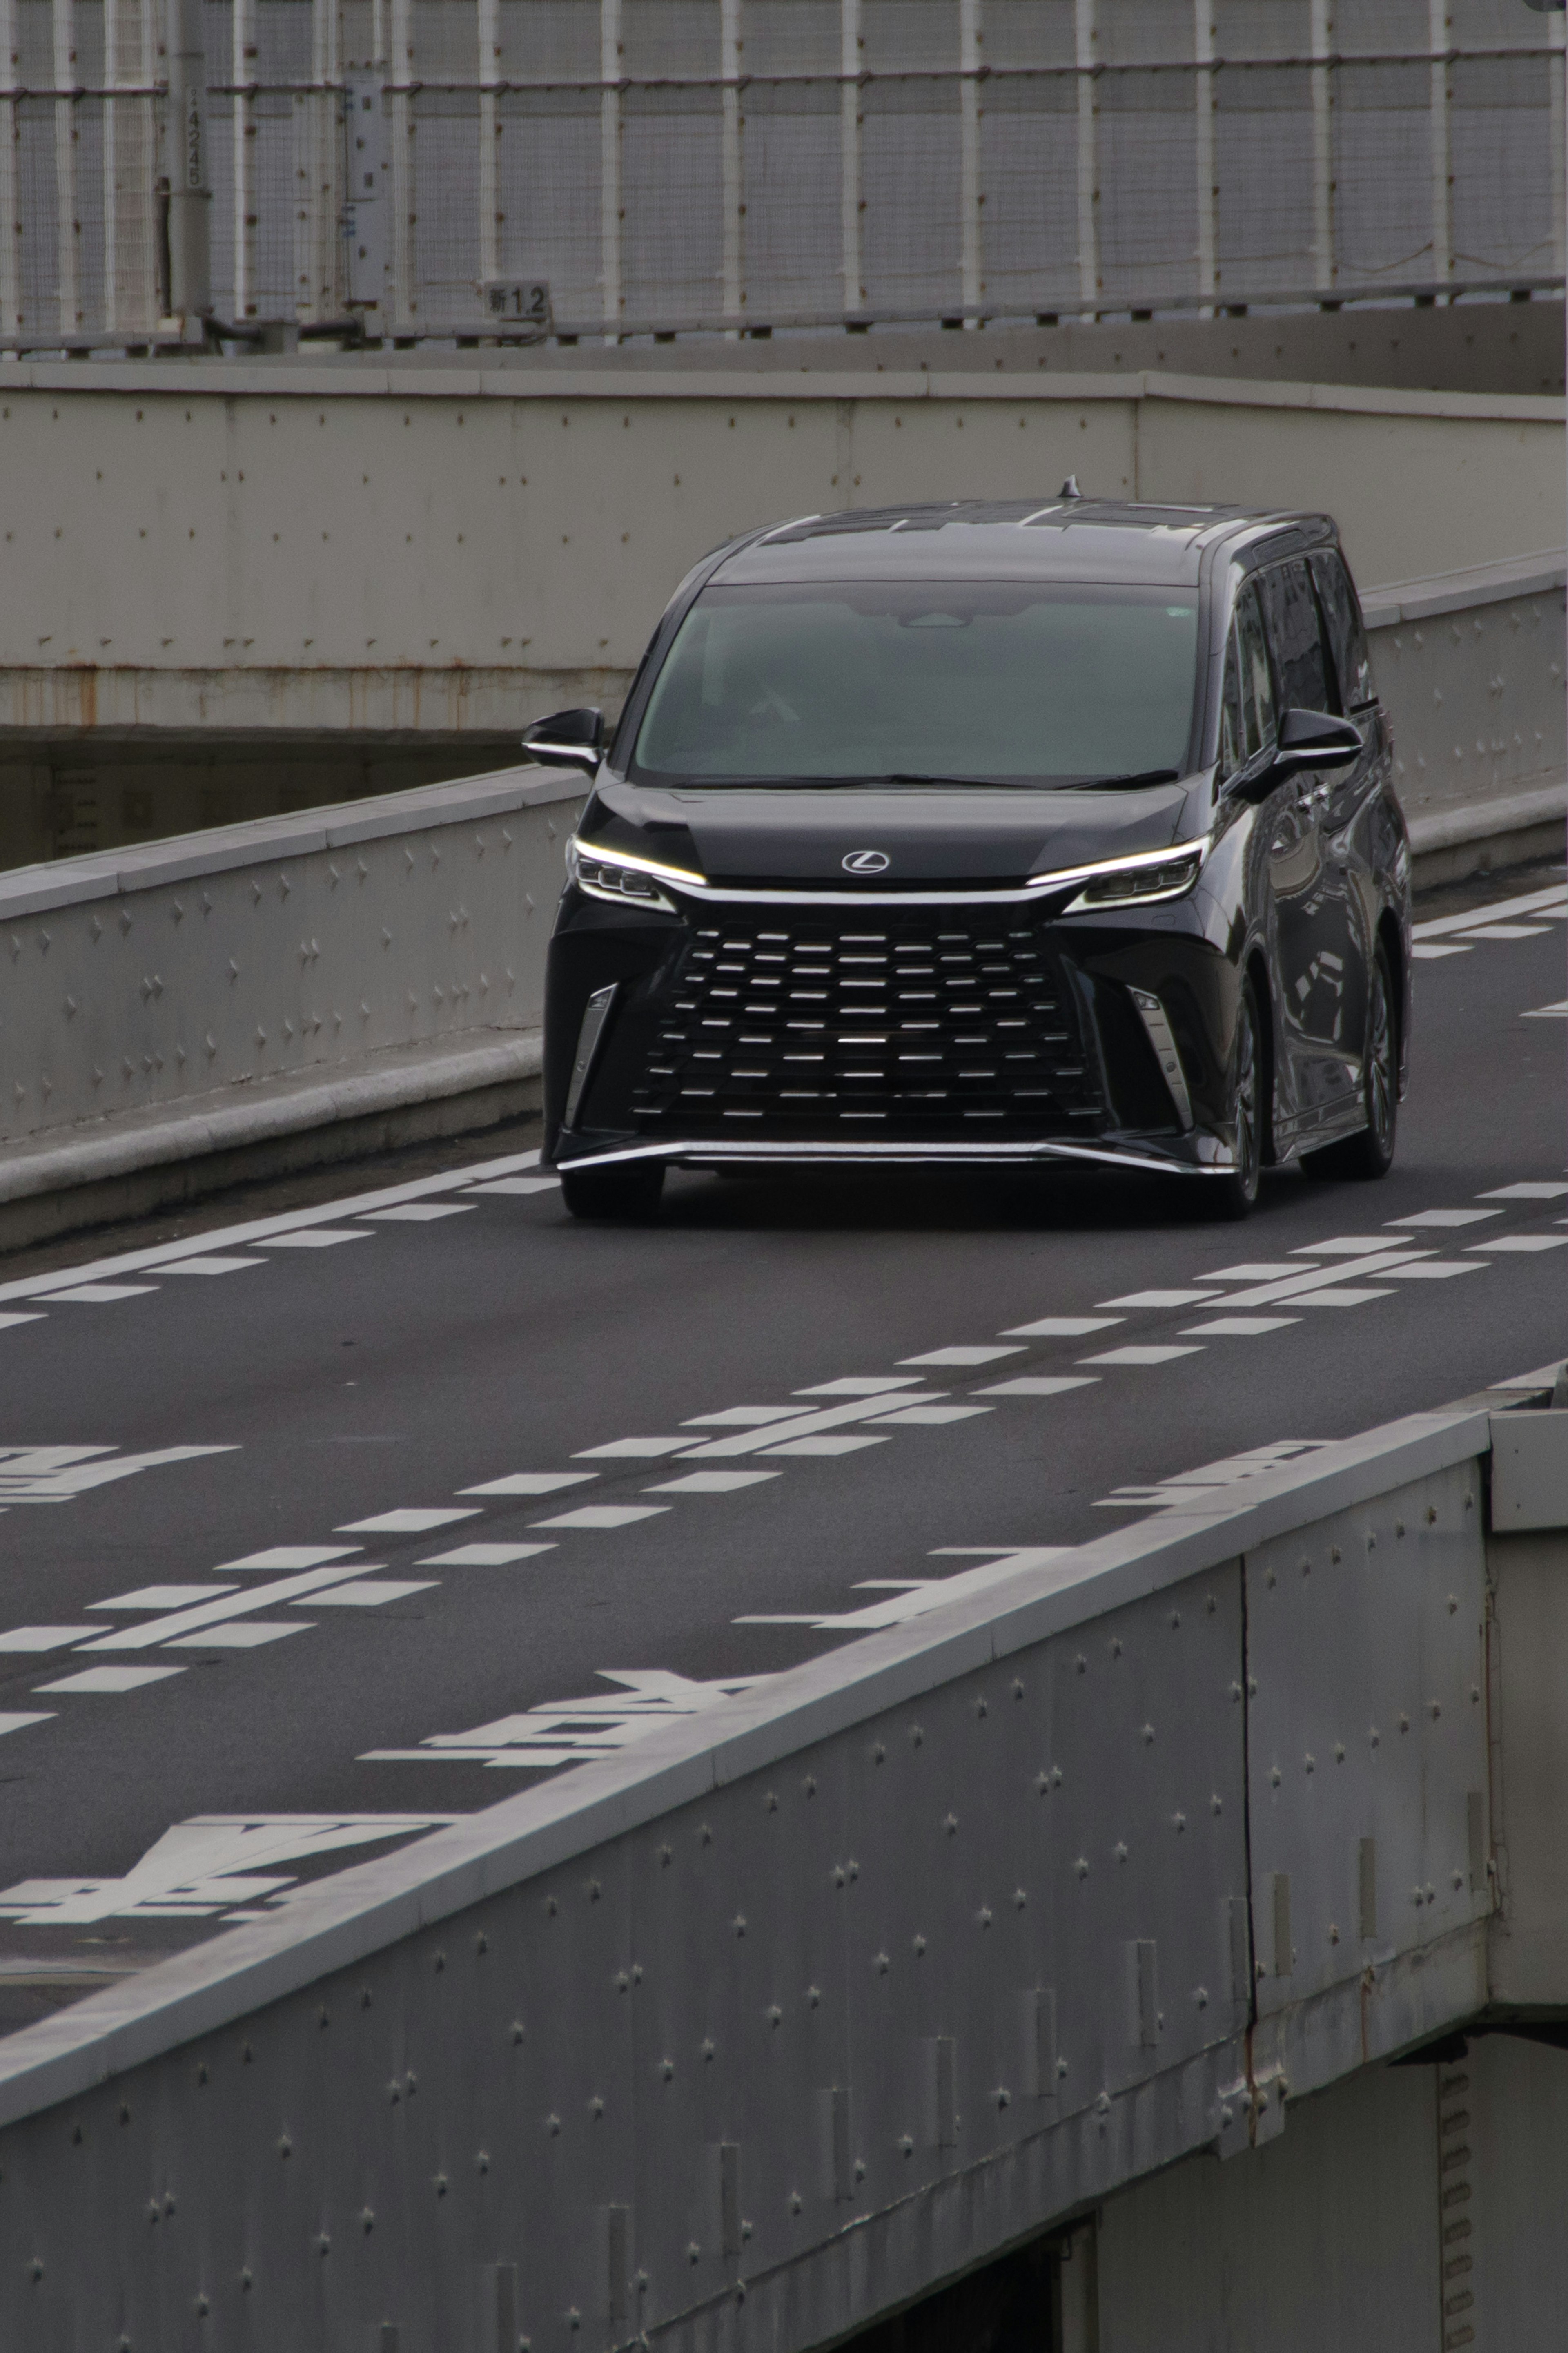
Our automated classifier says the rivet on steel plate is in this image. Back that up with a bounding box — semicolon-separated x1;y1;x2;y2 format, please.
406;2072;417;2095
913;1936;927;1957
872;1743;885;1764
590;2094;607;2115
1472;1686;1481;1705
121;2099;134;2123
789;2192;803;2215
978;1907;993;1929
1141;1724;1155;1745
900;2135;915;2157
834;1865;846;1887
1075;1858;1089;1880
1074;1654;1087;1675
29;2259;42;2282
1013;1887;1027;1909
1303;1756;1315;1776
194;2295;209;2317
434;1950;445;1971
1367;1533;1376;1552
1447;1595;1458;1616
1269;1768;1282;1789
1412;1888;1424;1907
1206;1593;1217;1615
1247;1677;1258;1698
475;2151;490;2174
546;1895;559;1914
1452;1871;1464;1890
853;2159;867;2182
804;1775;817;1796
546;2117;561;2138
239;2269;253;2291
566;2308;581;2330
765;1791;779;1811
1173;1811;1188;1831
1425;1883;1435;1902
1369;1728;1380;1748
910;1726;924;1747
1396;1521;1405;1539
1113;1842;1128;1864
1210;1794;1223;1815
278;2135;292;2159
1399;1713;1410;1733
633;1964;644;1983
1428;1507;1439;1526
658;1845;673;1867
1096;2092;1111;2117
1109;1637;1122;1659
661;2059;675;2081
147;2200;160;2225
588;1880;602;1902
164;2194;176;2217
1035;1771;1050;1795
1013;1678;1025;1699
976;1696;988;1719
875;1950;891;1975
318;2004;330;2029
1170;1608;1182;1627
849;1860;860;1879
1194;1986;1209;2009
1430;1700;1441;1720
944;1814;959;1836
733;1916;747;1937
687;2244;702;2265
387;2080;401;2104
71;2122;83;2143
240;2044;252;2066
361;2208;374;2233
1329;1924;1340;1944
361;1988;373;2010
806;1986;821;2008
767;2005;783;2026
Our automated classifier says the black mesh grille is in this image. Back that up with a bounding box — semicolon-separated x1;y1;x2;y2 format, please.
627;909;1102;1137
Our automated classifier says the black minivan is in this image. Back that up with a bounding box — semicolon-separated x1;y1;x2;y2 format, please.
530;496;1409;1222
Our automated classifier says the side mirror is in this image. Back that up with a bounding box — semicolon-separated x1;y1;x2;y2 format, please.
1272;707;1364;773
1223;708;1363;804
523;707;605;777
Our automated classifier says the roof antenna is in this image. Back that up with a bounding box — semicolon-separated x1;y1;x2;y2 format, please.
1060;475;1083;500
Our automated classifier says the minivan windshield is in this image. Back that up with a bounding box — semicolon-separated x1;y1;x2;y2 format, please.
630;580;1199;788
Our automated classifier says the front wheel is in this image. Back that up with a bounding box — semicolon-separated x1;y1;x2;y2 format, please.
1302;941;1398;1183
1205;973;1264;1222
559;1162;666;1222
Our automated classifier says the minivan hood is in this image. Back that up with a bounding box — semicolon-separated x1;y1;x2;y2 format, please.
584;776;1201;887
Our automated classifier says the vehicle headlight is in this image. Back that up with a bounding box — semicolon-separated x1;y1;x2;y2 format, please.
1028;839;1208;914
566;836;706;913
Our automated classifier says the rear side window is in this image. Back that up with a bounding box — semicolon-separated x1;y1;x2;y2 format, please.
1310;549;1376;710
1259;559;1332;714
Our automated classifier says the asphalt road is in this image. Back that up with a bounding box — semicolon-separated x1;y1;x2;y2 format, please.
0;862;1563;2028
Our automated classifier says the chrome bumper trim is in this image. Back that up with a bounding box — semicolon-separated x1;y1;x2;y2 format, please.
552;1135;1234;1179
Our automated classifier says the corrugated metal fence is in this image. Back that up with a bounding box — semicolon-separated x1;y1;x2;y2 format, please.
0;0;1563;349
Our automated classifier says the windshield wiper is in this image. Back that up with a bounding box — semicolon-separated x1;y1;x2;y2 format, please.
1078;767;1183;791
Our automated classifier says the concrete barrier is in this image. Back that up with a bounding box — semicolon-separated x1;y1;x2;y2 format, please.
0;1376;1560;2349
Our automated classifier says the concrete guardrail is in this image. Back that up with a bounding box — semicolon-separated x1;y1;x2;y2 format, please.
0;1376;1561;2347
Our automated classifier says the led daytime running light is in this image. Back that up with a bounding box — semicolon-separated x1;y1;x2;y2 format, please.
567;835;708;908
1028;837;1209;911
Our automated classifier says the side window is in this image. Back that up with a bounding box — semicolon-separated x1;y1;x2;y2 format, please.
1309;549;1376;710
1219;639;1244;778
1259;560;1332;714
1235;580;1275;760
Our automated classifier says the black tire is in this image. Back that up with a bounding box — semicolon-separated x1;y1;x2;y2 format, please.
559;1162;666;1222
1206;972;1265;1222
1302;940;1398;1183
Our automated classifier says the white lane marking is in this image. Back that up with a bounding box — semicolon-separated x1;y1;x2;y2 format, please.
263;1229;374;1248
1481;1182;1568;1200
163;1257;267;1276
310;1581;437;1606
530;1504;670;1530
1412;882;1568;939
0;1713;53;1736
0;1314;44;1332
1290;1236;1420;1256
572;1437;696;1459
0;1443;236;1505
0;1628;100;1651
1002;1316;1123;1338
0;1145;543;1306
1385;1208;1499;1228
335;1507;480;1533
459;1471;597;1497
90;1586;236;1611
679;1392;946;1459
736;1548;1072;1634
416;1543;556;1564
763;1433;893;1456
1523;1001;1568;1019
793;1377;926;1397
1214;1250;1430;1308
0;1814;461;1925
38;1665;184;1693
871;1405;991;1425
1079;1344;1203;1366
51;1284;159;1303
1292;1287;1395;1305
39;1666;182;1684
76;1561;390;1651
215;1545;363;1572
1099;1288;1215;1309
976;1375;1099;1396
359;1204;476;1223
1180;1316;1299;1336
1469;1235;1568;1253
683;1406;805;1426
1462;923;1549;941
644;1471;782;1494
1383;1261;1486;1280
1412;943;1470;961
166;1623;308;1649
1192;1263;1302;1282
898;1345;1026;1366
361;1671;770;1769
1097;1441;1330;1512
463;1178;560;1196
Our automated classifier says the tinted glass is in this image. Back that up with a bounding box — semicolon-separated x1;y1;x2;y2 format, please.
1259;560;1332;714
1235;581;1275;759
631;582;1200;788
1309;549;1376;709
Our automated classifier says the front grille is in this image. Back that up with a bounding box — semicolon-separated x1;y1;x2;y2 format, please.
626;909;1102;1138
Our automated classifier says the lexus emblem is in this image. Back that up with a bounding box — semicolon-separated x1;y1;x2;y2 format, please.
842;849;891;874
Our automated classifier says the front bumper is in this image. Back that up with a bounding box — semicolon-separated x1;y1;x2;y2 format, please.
544;881;1248;1181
